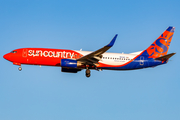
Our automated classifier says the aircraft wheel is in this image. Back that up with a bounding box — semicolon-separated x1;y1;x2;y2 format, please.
86;73;90;77
18;67;22;71
86;69;91;78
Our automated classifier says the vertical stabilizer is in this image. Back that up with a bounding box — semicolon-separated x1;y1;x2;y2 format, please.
142;26;175;58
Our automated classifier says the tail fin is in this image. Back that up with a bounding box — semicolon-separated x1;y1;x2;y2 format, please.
142;26;175;58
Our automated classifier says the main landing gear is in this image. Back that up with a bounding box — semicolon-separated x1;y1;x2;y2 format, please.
18;66;22;71
86;68;91;78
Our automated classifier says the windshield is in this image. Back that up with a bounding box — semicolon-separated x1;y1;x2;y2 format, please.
11;51;17;53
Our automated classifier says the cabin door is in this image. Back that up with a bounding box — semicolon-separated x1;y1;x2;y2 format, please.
22;49;28;57
140;56;144;65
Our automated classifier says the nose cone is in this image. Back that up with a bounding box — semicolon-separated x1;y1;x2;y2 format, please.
3;53;10;61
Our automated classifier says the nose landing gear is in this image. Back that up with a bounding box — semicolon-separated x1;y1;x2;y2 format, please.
86;68;90;78
18;66;22;71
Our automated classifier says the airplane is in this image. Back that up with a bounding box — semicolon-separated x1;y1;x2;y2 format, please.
3;26;176;77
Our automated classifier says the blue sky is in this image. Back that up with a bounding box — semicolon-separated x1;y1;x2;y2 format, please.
0;0;180;120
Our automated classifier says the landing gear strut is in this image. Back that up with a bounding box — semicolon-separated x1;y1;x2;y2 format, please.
18;66;22;71
86;68;91;77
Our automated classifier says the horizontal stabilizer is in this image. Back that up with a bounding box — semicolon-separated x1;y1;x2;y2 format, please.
155;53;176;61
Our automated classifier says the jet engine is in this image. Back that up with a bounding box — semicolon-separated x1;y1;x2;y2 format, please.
60;59;82;68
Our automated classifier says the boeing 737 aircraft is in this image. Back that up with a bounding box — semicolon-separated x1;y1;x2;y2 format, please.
3;26;175;77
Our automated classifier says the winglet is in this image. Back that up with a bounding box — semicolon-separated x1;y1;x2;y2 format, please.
106;34;118;47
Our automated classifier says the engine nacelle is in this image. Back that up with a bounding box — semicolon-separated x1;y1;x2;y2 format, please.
61;59;82;68
61;68;81;73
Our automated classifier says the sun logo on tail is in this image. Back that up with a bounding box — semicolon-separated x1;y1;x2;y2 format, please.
146;28;174;58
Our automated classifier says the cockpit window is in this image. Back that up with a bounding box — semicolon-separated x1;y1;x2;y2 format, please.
11;51;17;53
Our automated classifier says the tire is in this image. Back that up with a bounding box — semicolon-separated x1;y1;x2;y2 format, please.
86;73;90;77
86;69;90;74
18;67;22;71
85;69;91;77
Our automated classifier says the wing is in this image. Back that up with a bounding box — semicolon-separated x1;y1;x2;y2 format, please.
77;34;118;66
